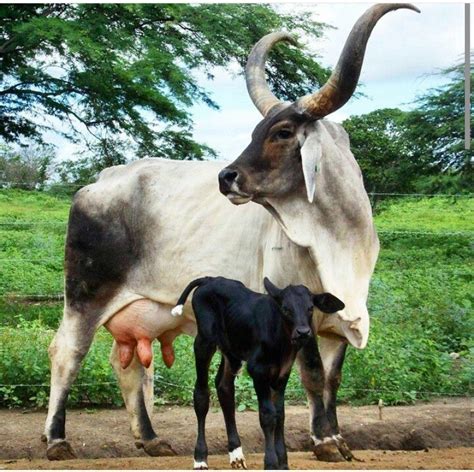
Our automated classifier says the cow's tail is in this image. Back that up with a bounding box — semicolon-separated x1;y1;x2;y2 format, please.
171;277;212;317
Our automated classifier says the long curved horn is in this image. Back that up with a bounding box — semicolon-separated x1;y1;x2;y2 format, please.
245;32;297;117
297;3;420;118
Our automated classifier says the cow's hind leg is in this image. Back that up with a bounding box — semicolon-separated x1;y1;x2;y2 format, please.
43;311;97;460
215;355;246;469
297;336;345;462
110;341;175;457
193;334;216;470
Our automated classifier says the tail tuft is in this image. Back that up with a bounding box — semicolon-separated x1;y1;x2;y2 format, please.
171;304;184;317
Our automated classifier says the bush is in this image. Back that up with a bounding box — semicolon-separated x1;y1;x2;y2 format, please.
0;192;472;408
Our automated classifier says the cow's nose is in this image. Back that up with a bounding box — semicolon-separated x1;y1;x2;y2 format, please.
218;168;238;193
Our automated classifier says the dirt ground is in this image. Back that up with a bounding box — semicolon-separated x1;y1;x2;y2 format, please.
0;397;472;470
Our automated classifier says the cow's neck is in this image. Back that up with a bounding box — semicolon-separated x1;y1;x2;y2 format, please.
261;140;378;348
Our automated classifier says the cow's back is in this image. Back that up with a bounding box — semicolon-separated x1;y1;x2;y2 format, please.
65;158;273;315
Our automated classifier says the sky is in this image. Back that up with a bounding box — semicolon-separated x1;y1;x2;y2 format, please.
49;2;469;162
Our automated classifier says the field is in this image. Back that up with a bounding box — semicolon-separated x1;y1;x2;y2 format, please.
0;189;472;468
0;190;472;409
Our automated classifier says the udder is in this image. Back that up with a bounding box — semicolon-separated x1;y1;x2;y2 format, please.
105;299;193;369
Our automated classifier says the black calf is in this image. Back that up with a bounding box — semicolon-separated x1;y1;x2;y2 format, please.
173;276;344;470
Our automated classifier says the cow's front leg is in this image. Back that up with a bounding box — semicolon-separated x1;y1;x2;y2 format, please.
296;336;345;462
110;341;175;457
319;336;353;460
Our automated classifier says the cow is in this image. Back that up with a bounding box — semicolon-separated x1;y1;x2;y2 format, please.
172;276;345;470
43;3;419;464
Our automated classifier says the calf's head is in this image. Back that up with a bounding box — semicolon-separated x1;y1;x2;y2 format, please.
219;4;419;205
264;277;344;347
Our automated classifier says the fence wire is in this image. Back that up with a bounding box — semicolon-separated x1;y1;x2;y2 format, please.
0;380;469;399
0;189;471;404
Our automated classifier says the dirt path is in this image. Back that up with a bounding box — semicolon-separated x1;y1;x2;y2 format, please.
3;449;473;470
0;398;472;469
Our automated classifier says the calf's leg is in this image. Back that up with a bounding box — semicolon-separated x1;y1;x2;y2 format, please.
193;334;216;470
249;365;278;470
215;355;246;469
272;375;290;469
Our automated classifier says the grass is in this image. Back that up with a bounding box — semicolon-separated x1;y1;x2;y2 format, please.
0;190;472;408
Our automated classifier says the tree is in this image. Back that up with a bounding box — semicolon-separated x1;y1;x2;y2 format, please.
343;108;430;193
0;143;55;189
0;4;330;168
344;62;473;194
405;62;473;174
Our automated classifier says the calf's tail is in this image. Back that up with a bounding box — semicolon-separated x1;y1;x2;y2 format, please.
171;277;211;317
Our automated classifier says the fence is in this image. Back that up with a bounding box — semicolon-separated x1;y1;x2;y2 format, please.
0;187;472;407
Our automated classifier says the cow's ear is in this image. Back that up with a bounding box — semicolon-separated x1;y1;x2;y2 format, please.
299;122;322;204
313;293;345;313
264;277;282;300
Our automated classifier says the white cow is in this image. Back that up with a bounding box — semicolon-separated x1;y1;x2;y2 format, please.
43;3;419;465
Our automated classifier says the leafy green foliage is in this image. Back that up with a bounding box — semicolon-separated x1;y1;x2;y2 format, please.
0;191;472;408
343;108;428;193
344;64;473;194
0;4;330;166
405;62;472;174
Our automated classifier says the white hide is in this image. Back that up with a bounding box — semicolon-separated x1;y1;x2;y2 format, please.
299;121;322;203
76;120;378;349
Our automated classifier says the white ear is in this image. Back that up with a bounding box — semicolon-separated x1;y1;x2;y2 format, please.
299;124;322;203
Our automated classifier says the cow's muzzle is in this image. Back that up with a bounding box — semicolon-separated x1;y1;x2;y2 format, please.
218;168;251;204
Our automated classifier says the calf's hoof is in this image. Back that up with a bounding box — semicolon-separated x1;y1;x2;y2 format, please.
313;440;345;462
46;440;77;461
136;438;177;456
229;447;247;469
193;460;209;470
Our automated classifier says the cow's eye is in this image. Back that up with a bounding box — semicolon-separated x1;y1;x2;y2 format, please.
276;129;293;140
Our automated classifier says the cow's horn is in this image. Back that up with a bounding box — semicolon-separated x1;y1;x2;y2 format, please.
297;3;420;118
245;32;297;117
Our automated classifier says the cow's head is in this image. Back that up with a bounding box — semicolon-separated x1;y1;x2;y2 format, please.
219;4;419;205
264;277;345;347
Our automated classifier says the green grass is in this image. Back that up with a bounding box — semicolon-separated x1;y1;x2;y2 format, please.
0;190;472;408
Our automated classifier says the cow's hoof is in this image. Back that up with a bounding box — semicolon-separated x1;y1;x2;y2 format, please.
313;441;346;462
139;438;176;456
46;440;77;461
335;436;354;461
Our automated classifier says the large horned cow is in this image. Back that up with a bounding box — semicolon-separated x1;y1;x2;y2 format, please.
43;3;419;464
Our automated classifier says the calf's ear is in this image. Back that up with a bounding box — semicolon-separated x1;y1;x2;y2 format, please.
313;293;345;313
264;277;282;300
